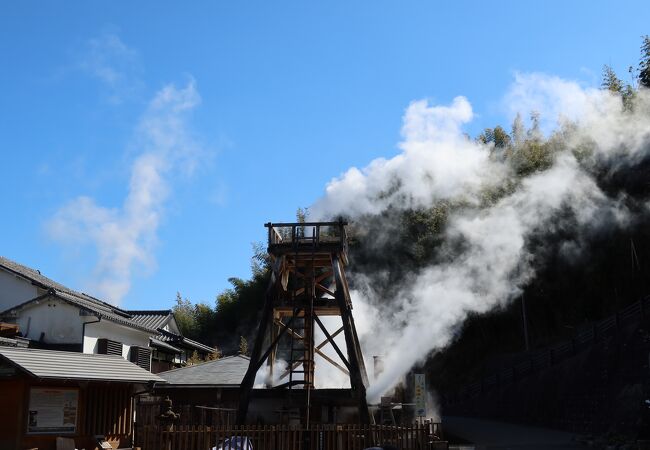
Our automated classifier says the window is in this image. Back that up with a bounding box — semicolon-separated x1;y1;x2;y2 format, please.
97;338;122;356
130;346;151;371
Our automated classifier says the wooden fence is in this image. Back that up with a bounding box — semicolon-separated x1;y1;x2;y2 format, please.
138;423;446;450
136;399;236;427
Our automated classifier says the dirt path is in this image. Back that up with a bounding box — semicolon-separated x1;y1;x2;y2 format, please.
443;416;585;449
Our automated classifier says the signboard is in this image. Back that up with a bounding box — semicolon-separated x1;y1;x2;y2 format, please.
27;388;78;434
414;373;426;417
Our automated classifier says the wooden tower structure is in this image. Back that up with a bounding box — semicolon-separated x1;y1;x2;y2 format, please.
236;221;371;425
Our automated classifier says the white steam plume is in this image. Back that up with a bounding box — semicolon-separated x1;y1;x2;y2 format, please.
310;74;650;403
47;80;204;304
78;32;144;105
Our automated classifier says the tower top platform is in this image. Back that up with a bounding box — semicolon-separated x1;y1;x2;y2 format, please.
264;221;348;260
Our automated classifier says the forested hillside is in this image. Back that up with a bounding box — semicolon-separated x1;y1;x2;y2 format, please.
173;37;650;396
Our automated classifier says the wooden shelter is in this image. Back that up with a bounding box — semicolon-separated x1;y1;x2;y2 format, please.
0;346;164;450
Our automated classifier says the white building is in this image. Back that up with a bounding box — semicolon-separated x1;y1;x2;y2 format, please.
0;256;213;372
126;309;214;372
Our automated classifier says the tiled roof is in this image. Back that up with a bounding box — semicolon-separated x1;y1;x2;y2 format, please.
0;346;166;383
0;256;158;334
181;336;214;353
0;336;29;348
150;337;182;354
57;291;159;333
157;354;249;386
1;256;86;298
126;310;173;331
157;329;214;353
0;256;130;317
0;256;214;346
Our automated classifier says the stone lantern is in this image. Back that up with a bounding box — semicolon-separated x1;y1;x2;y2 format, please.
157;396;180;432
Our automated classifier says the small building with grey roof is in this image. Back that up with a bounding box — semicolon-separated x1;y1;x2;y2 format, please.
0;346;165;450
147;354;363;426
138;355;249;427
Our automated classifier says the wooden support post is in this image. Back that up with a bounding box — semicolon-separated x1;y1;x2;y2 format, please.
332;256;372;424
237;258;283;424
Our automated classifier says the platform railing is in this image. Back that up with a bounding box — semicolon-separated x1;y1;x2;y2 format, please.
266;221;348;249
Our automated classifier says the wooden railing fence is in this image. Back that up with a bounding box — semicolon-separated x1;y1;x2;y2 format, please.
138;423;446;450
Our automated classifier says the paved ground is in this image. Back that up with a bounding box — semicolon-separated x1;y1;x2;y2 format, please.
443;416;585;449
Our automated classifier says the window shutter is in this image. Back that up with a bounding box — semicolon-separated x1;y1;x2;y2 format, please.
130;346;151;371
97;338;122;356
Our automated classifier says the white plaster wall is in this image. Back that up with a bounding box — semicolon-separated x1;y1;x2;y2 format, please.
163;317;180;335
83;319;152;361
14;298;84;343
0;269;39;313
9;295;152;365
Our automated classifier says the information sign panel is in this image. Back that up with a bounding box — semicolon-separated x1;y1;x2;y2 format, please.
414;373;426;417
27;387;78;434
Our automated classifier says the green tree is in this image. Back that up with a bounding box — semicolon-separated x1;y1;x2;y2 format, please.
511;139;553;176
251;241;270;277
477;127;495;145
601;64;623;93
239;336;249;355
194;303;215;339
478;126;510;149
207;346;222;361
511;113;525;146
527;111;542;140
623;84;636;111
173;292;196;337
187;350;201;366
492;126;511;148
296;207;308;223
639;35;650;89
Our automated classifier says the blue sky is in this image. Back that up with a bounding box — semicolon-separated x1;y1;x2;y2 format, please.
1;1;648;309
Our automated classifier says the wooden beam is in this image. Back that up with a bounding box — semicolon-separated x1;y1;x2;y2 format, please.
315;351;349;376
316;326;343;350
313;314;350;371
316;270;333;283
332;255;372;424
315;283;335;297
255;310;301;371
274;305;340;316
275;321;350;380
274;319;349;379
237;256;285;424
